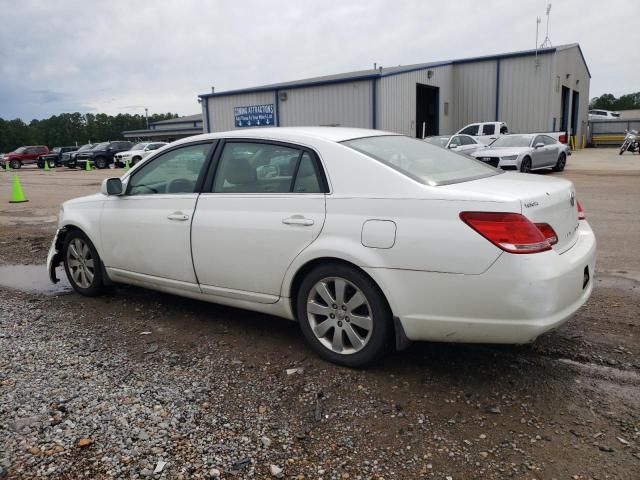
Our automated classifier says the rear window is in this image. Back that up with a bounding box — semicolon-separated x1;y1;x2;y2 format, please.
342;135;500;186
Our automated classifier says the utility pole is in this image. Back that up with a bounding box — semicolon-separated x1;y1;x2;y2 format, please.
144;108;149;129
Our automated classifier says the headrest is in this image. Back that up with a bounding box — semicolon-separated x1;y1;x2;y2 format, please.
224;157;256;185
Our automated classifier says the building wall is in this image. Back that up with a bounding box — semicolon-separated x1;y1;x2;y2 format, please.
451;61;497;131
497;53;554;134
550;46;591;141
618;109;640;119
206;91;276;133
278;81;372;128
377;64;453;136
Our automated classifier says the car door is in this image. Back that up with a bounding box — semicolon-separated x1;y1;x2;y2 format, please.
530;135;548;168
541;135;560;166
458;135;480;155
100;141;215;290
477;123;497;145
458;124;479;137
446;135;463;152
190;139;327;303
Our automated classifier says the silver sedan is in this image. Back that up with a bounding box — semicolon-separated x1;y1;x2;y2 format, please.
470;134;570;172
425;134;487;157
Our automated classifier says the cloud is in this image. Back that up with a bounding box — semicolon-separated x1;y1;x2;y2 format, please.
0;0;637;120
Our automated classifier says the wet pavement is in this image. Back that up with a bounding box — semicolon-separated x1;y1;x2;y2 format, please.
0;264;71;295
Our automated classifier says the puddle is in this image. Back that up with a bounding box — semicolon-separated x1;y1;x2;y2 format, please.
0;264;72;295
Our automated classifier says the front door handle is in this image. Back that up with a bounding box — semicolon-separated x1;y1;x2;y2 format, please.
167;212;189;221
282;215;314;226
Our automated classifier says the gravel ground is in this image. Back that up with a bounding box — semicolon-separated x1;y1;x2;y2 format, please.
0;159;639;479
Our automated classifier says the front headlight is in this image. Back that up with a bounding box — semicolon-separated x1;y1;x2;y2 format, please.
501;155;518;161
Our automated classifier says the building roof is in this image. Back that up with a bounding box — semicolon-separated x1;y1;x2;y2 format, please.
199;43;590;99
151;113;202;125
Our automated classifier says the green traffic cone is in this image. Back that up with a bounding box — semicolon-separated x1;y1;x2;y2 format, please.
124;158;130;171
4;161;9;171
44;159;50;171
9;174;28;203
85;159;91;171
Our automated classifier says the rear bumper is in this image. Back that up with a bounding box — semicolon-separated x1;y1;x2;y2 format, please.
47;229;62;283
365;221;597;344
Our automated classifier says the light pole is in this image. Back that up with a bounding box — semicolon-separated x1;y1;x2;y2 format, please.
144;108;149;129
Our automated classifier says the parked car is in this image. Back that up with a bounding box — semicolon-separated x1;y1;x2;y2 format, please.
588;109;621;120
75;141;133;169
37;146;79;168
456;122;568;145
63;144;95;168
470;134;570;172
114;142;168;167
47;127;595;367
1;145;49;169
425;134;487;156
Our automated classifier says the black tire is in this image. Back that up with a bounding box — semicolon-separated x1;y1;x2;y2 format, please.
37;160;44;169
520;156;532;173
63;230;105;297
132;156;142;165
67;160;77;169
552;152;566;172
9;159;21;169
296;263;392;367
94;156;107;169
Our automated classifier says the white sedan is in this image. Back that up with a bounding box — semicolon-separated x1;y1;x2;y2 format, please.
425;134;487;156
47;127;596;367
471;134;570;173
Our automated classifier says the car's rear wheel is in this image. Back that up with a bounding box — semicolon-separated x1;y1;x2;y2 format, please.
552;152;566;172
9;159;21;169
296;263;392;367
94;156;108;169
63;230;105;296
520;156;532;173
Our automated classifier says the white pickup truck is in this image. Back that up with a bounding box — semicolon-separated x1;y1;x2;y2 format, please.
456;122;568;145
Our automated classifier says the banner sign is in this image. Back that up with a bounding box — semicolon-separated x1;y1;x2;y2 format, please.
234;104;275;127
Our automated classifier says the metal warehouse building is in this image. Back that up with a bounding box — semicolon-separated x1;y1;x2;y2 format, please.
199;43;590;141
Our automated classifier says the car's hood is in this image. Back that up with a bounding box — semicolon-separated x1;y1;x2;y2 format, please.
471;147;529;157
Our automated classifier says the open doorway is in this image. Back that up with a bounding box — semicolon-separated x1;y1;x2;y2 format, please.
571;90;580;137
560;86;570;133
416;84;439;138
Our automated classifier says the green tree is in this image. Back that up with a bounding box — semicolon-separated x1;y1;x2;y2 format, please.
589;92;640;111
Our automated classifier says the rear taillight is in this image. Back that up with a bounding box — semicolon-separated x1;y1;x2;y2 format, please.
534;223;558;245
577;201;586;220
460;212;552;254
559;133;566;143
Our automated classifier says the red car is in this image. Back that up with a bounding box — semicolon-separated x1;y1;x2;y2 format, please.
2;146;49;169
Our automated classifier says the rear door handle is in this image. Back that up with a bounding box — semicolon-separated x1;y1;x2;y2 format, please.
167;212;189;221
282;215;314;226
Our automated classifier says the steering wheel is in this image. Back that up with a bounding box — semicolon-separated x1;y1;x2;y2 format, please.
167;178;195;193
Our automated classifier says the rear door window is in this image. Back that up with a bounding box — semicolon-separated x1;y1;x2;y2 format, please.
481;124;495;135
212;142;325;194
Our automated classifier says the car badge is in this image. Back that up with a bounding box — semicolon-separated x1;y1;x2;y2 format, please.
570;192;576;207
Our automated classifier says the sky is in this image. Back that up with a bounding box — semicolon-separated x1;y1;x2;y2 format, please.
0;0;638;121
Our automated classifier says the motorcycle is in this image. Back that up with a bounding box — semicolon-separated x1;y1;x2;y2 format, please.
619;129;640;155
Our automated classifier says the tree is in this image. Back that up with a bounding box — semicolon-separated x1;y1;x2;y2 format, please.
0;112;179;152
589;92;640;111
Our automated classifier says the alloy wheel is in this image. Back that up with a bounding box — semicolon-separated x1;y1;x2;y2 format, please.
66;237;95;288
306;277;374;355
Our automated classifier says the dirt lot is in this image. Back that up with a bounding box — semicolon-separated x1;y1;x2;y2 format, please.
0;151;639;479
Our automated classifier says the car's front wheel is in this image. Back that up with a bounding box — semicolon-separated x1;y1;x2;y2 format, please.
520;156;532;173
296;263;392;367
552;152;566;172
9;159;21;169
132;156;142;165
63;230;105;296
94;156;108;169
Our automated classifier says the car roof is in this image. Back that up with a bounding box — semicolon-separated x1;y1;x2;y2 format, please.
172;127;401;147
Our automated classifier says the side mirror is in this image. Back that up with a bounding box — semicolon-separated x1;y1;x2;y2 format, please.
534;142;544;149
101;178;123;196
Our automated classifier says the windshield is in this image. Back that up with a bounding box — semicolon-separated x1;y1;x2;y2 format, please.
92;142;110;150
78;144;93;151
342;135;500;186
489;135;533;148
131;143;148;151
13;147;26;153
52;147;61;153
